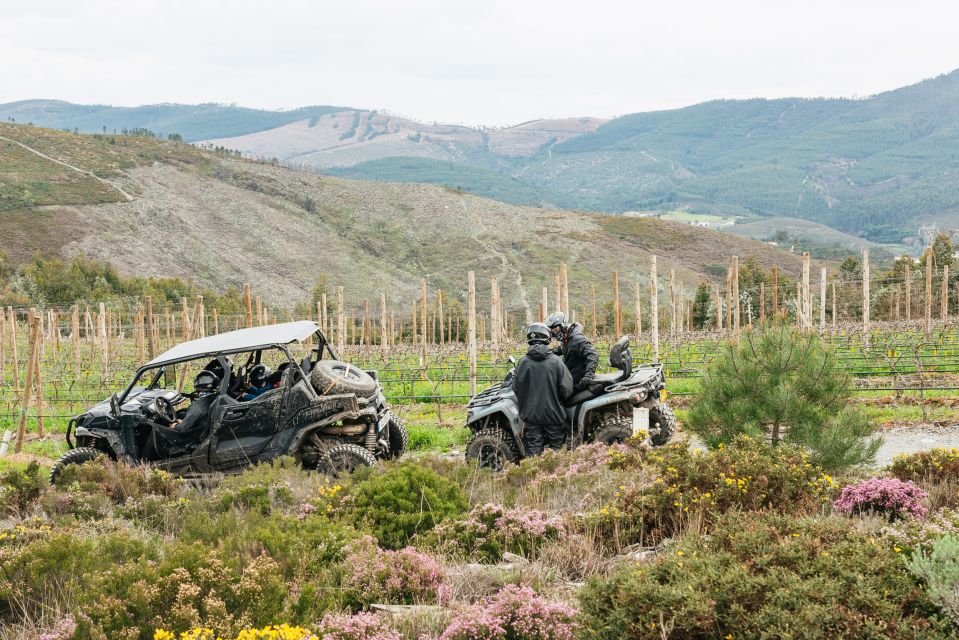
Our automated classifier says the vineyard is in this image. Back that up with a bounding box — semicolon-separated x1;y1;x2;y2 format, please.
4;251;959;462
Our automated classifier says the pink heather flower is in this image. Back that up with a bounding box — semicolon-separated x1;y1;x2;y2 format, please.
833;477;928;520
319;612;401;640
38;617;77;640
439;585;577;640
344;538;445;606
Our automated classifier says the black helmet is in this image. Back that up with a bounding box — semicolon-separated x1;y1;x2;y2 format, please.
194;370;219;395
546;311;568;338
526;322;551;345
249;363;271;387
202;356;233;379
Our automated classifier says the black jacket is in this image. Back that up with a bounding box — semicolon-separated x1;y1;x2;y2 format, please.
554;323;599;388
513;343;574;426
174;393;216;434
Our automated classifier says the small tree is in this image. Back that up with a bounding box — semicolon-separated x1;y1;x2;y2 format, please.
692;282;712;329
686;324;881;470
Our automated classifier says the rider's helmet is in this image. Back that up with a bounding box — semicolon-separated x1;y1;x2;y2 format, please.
249;363;272;388
546;311;569;340
525;323;551;345
202;356;234;380
194;370;220;395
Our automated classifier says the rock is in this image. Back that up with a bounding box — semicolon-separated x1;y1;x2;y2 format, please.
370;604;445;616
502;552;529;565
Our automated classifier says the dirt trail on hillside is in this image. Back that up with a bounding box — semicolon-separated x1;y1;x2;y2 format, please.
0;134;134;201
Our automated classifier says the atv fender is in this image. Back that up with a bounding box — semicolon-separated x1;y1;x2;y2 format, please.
466;399;526;456
73;425;127;459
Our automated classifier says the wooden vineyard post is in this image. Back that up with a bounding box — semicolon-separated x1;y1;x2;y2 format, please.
541;287;548;322
0;308;5;381
145;296;155;359
71;305;80;372
941;265;949;321
337;287;345;356
32;311;46;438
99;302;108;383
895;285;901;322
591;286;597;339
255;296;263;326
832;281;837;327
635;281;643;336
212;307;219;335
669;269;676;338
802;252;811;330
15;311;40;453
820;268;827;331
771;266;779;318
613;271;621;337
320;296;328;336
420;279;428;366
244;284;253;328
381;293;388;353
732;255;740;338
905;263;912;322
863;250;871;346
554;274;562;316
650;256;660;362
725;269;732;337
925;249;932;338
715;284;722;331
760;282;766;325
560;263;570;316
468;271;477;396
438;290;445;345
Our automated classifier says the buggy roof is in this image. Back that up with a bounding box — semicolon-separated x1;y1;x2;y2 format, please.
145;321;320;368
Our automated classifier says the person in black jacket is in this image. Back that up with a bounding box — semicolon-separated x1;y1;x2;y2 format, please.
547;311;599;389
513;323;574;455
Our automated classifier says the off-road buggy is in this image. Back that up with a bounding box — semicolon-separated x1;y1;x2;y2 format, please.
52;321;407;482
465;335;674;470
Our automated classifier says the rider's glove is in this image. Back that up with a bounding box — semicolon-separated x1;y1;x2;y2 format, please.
579;372;595;386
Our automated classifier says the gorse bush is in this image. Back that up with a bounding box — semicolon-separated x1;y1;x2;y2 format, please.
686;324;881;470
0;461;46;515
439;585;577;640
588;436;834;546
890;449;959;483
349;463;467;549
430;504;565;563
342;537;446;610
833;477;928;521
154;624;318;640
908;534;959;626
578;512;953;640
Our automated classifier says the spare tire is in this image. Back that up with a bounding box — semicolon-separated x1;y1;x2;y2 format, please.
310;360;377;396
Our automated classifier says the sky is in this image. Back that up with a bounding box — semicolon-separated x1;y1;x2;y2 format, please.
1;0;958;126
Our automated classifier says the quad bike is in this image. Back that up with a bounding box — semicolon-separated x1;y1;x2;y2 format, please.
465;336;674;470
52;321;407;482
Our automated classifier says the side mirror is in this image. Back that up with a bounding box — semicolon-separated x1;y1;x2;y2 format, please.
109;392;121;417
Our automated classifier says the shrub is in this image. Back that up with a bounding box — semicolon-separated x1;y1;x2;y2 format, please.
439;585;577;640
342;537;445;609
38;616;77;640
834;477;928;521
430;504;565;562
350;463;467;549
588;436;834;546
154;624;318;640
0;461;46;515
686;324;881;470
908;534;959;626
890;449;959;483
885;508;959;554
53;457;178;502
318;612;402;640
578;512;953;639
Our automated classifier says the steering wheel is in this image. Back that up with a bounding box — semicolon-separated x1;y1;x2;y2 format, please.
154;396;177;424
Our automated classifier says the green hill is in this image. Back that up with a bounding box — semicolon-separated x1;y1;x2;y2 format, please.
0;100;348;141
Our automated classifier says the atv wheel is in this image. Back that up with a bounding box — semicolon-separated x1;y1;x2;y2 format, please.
465;425;520;472
319;444;377;476
50;447;105;485
310;360;377;396
387;415;409;460
591;413;634;445
649;403;676;446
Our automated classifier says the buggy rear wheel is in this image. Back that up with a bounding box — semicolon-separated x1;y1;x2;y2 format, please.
387;415;409;460
319;444;377;476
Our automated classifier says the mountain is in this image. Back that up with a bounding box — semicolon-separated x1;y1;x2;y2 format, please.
0;122;808;310
0;100;348;141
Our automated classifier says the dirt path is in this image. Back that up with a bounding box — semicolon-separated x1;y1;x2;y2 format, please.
0;134;134;202
874;426;959;466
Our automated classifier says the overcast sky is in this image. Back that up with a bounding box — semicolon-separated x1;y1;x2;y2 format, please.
1;0;957;126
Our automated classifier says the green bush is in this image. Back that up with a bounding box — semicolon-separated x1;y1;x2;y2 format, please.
587;436;834;547
0;461;46;515
350;463;467;549
579;513;954;639
686;324;881;470
908;534;959;626
890;449;959;483
53;457;178;502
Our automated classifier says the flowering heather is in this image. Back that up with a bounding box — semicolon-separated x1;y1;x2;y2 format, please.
343;537;445;608
432;504;565;562
439;585;577;640
319;613;401;640
38;617;77;640
884;508;959;553
833;477;928;520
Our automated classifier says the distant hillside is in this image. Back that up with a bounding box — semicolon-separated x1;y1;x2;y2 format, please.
0;122;808;310
0;100;348;141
